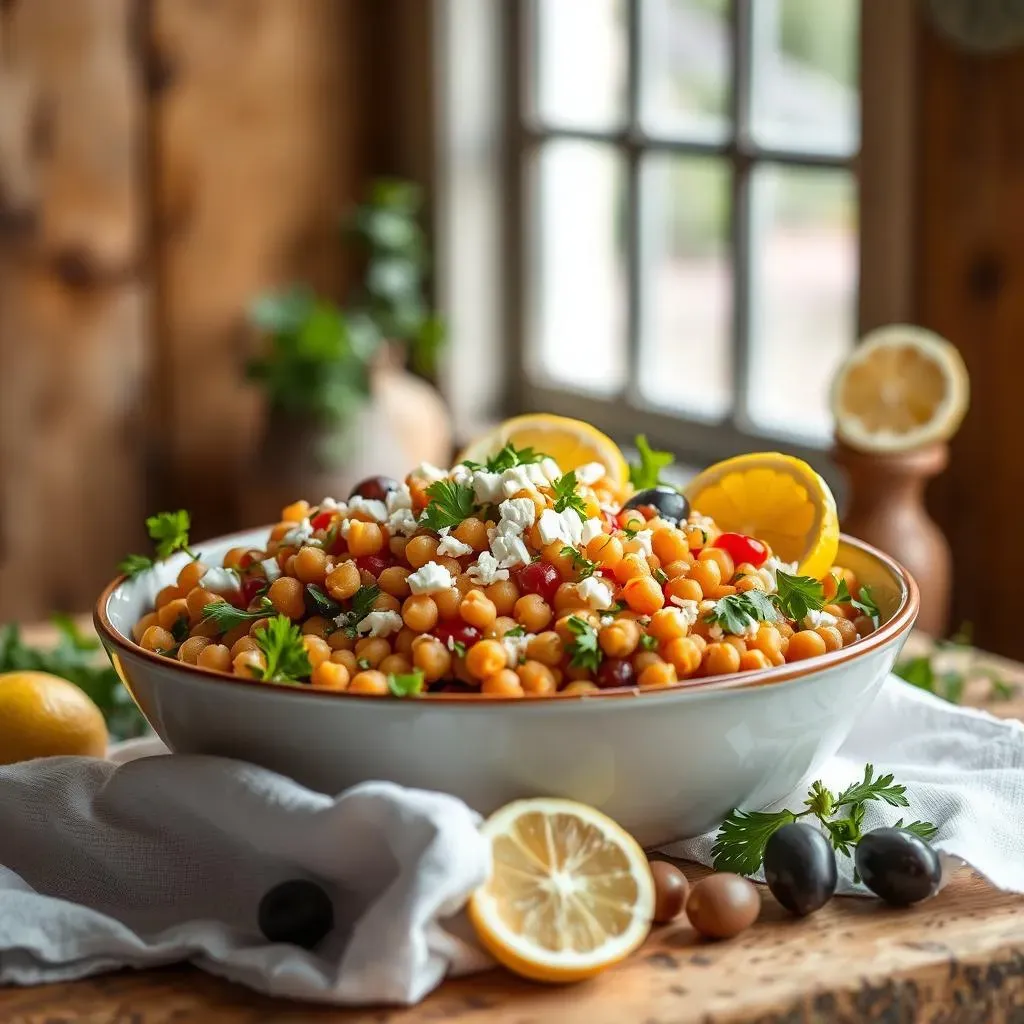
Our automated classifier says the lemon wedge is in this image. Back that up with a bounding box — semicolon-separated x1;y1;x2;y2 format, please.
468;798;655;983
684;453;840;580
831;325;969;453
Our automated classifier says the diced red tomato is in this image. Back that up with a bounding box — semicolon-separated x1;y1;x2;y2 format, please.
310;511;334;531
513;561;561;605
432;622;482;651
713;532;768;568
241;576;267;607
355;554;389;578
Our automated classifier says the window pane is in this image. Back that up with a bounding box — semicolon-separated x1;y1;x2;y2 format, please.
640;0;730;141
530;142;627;395
534;0;627;130
746;165;857;439
749;0;859;155
638;155;732;418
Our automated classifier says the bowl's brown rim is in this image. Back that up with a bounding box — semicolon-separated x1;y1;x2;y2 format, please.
94;529;920;705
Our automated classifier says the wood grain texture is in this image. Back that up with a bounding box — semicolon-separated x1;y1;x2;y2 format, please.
0;0;148;622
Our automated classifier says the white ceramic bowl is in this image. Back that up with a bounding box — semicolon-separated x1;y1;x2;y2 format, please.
95;529;918;847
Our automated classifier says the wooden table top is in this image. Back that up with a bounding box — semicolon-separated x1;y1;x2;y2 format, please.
2;634;1024;1023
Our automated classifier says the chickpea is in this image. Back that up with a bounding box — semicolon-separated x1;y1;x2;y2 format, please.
666;576;703;604
177;636;211;664
835;618;858;646
132;611;159;643
379;653;413;676
281;500;310;523
555;611;598;643
247;617;272;637
433;587;462;620
526;630;564;667
302;635;332;668
664;636;702;677
354;636;391;667
599;620;641;658
268;576;306;619
347;521;384;558
786;630;828;662
482;669;524;697
619;509;646;532
651;528;689;565
389;627;413;656
517;660;557;695
740;649;771;672
327;629;355;651
777;621;796;641
514;593;553;632
452;516;490;552
553;581;588;613
750;624;785;666
853;614;876;637
622;576;664;615
736;574;767;594
372;592;402;614
412;636;452;682
542;542;576;580
647;607;689;643
331;649;358;673
233;649;267;678
631;650;664;674
140;625;175;653
300;616;331;640
460;590;497;630
699;547;734;582
466;639;507;680
324;560;361;602
293;545;328;584
197;643;231;673
704;642;741;676
614;553;651;585
231;635;260;659
406;535;440;569
638;661;677;688
723;635;747;655
348;670;390;695
155;585;183;610
485;579;520;617
220;623;249;649
815;625;844;652
403;594;439;633
586;533;623;569
389;536;409;561
311;661;350;689
822;602;847;620
663;558;692;579
177;560;207;593
488;616;518;639
563;680;599;695
688;559;722;597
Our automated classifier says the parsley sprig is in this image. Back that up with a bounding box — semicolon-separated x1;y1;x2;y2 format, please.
388;669;426;697
336;584;382;636
773;570;827;622
564;615;602;672
253;615;311;683
560;545;599;579
704;591;779;634
118;511;198;577
551;472;587;521
835;579;881;626
463;442;545;473
628;434;674;490
200;597;274;632
419;480;477;532
711;763;937;875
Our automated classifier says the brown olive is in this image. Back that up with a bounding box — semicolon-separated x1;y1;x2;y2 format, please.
686;873;760;940
650;860;689;924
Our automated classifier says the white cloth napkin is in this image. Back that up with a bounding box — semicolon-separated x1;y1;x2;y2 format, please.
2;675;1024;1006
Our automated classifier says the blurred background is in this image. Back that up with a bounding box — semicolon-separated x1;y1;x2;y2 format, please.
0;0;1021;657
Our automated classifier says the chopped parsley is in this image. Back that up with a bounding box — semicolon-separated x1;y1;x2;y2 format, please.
639;633;659;651
560;545;599;579
463;442;545;473
503;624;526;638
564;615;602;672
418;480;477;532
388;669;426;697
773;570;827;622
653;567;668;585
253;615;311;683
551;472;587;520
835;578;881;626
628;435;674;490
357;657;372;670
169;616;190;644
200;597;274;632
336;585;382;637
305;583;342;619
705;591;779;634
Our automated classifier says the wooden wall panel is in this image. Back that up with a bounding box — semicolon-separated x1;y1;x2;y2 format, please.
0;0;148;621
148;0;362;539
915;23;1024;657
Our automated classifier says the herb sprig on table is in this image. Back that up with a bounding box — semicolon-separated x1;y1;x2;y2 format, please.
118;511;197;578
711;764;937;876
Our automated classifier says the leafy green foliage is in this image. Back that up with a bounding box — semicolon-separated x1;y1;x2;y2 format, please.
712;763;934;875
118;553;155;578
704;591;779;634
119;510;196;577
418;480;477;532
551;473;587;520
504;625;525;638
388;670;426;697
835;578;881;625
305;584;342;619
564;615;602;672
560;546;598;579
773;570;827;622
463;443;545;474
200;598;274;633
253;615;312;683
0;617;147;740
336;585;382;637
628;435;674;490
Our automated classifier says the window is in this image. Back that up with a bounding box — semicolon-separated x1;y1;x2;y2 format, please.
513;0;860;466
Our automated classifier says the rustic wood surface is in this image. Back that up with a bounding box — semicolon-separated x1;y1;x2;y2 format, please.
1;633;1023;1022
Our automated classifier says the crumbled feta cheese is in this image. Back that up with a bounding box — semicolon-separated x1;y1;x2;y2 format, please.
600;614;615;627
437;527;472;558
387;509;419;537
281;518;315;548
632;529;654;557
260;558;282;583
385;485;412;513
413;462;448;482
578;576;614;611
467;552;509;586
575;462;606;486
708;623;724;641
501;632;533;667
668;597;701;628
580;517;604;545
499;465;542;498
407;561;455;595
472;471;504;504
490;529;531;569
802;610;838;630
757;556;798;594
498;497;537;532
538;508;584;546
687;513;717;531
451;463;474;486
353;610;404;638
200;566;241;596
540;457;562;483
319;496;346;513
338;518;354;540
347;496;388;523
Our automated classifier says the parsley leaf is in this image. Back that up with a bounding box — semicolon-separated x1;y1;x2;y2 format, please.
253;614;311;683
418;480;477;532
200;597;274;632
305;583;342;619
833;763;910;809
774;570;826;622
472;442;545;473
628;434;674;490
169;616;190;644
551;472;587;521
118;509;197;576
564;615;602;672
560;545;598;579
835;578;881;626
894;818;940;841
639;633;659;651
705;591;779;634
118;553;155;578
449;638;467;657
711;809;798;876
388;669;426;697
357;657;371;670
653;567;668;584
504;624;526;637
337;584;382;637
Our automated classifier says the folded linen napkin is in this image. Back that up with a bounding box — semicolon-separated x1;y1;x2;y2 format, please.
2;675;1024;1006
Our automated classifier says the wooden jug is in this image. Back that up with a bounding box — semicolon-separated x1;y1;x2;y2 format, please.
832;442;951;637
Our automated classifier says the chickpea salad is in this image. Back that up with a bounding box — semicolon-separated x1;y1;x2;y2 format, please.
120;435;881;698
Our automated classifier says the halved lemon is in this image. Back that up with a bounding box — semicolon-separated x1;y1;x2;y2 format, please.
831;325;969;453
457;415;629;485
684;453;839;580
468;798;655;983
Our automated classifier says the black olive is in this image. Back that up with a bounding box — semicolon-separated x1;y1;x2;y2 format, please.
348;475;400;502
623;486;690;524
258;879;334;949
855;828;941;906
763;823;837;916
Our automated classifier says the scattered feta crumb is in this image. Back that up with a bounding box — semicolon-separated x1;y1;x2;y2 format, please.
413;462;448;482
437;527;473;558
708;624;724;641
347;496;388;523
538;508;584;546
490;529;531;569
385;485;413;513
600;614;615;627
471;471;504;504
200;566;241;596
338;519;354;540
450;464;474;486
802;610;838;630
318;496;347;513
757;556;798;594
467;552;509;586
578;576;614;611
260;558;282;583
632;529;653;557
575;462;606;486
498;497;537;531
540;457;562;483
281;518;315;548
668;597;700;628
353;610;404;638
501;632;533;667
580;517;604;545
407;561;455;595
498;465;543;498
387;509;419;537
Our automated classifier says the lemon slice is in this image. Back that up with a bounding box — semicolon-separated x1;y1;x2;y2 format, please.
684;453;839;580
457;415;629;485
831;325;969;453
468;798;655;983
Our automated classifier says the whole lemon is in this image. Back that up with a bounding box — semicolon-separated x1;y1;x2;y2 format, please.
0;671;108;765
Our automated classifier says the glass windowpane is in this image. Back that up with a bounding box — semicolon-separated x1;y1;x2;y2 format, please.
530;142;627;395
534;0;627;130
746;165;857;439
638;155;732;418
